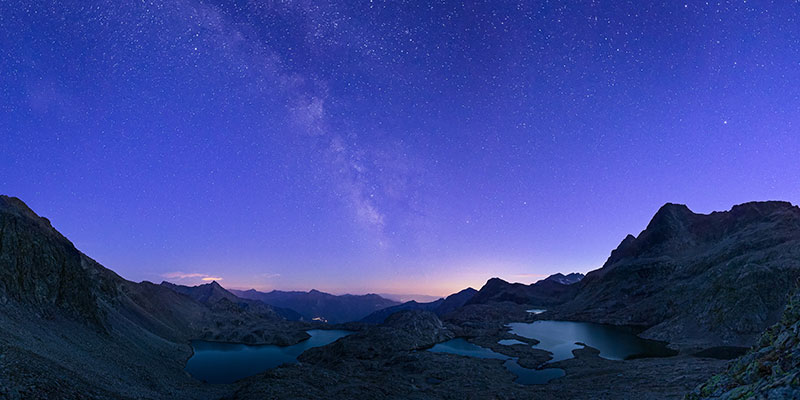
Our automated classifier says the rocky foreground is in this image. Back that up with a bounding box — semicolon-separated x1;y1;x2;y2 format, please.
688;286;800;399
228;306;727;400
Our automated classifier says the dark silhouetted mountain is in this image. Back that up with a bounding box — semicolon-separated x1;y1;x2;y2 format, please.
0;196;308;399
543;272;584;285
360;287;478;324
553;201;800;348
160;281;303;321
230;288;400;323
466;272;585;306
0;196;105;328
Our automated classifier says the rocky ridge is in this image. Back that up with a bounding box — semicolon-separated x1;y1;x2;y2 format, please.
552;201;800;348
465;272;585;307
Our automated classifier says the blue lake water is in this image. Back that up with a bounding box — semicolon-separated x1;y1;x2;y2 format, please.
185;329;353;383
428;338;565;385
508;320;676;362
498;339;527;346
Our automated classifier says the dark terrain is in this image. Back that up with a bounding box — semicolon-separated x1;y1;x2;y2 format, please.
230;288;399;323
360;287;478;324
1;196;799;399
466;272;585;307
552;202;800;349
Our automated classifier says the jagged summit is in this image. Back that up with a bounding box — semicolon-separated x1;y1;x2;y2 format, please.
466;272;584;306
606;200;800;266
543;272;585;285
0;195;70;244
555;200;800;347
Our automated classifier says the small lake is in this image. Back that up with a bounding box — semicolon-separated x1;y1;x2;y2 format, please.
185;329;353;383
498;339;527;346
428;338;565;384
508;320;676;362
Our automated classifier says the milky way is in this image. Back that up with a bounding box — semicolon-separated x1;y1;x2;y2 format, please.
1;1;799;295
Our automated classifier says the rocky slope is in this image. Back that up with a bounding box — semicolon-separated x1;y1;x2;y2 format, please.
230;288;399;323
466;272;585;307
688;286;800;399
360;287;478;324
553;201;800;348
0;196;307;399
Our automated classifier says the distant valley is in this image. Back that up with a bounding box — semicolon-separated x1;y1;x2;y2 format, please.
229;288;400;324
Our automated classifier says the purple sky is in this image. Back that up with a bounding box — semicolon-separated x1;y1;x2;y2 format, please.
2;1;799;296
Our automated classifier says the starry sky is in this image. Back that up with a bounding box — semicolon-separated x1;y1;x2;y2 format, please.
2;1;799;296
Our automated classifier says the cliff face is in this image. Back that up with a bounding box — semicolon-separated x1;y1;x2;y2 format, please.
0;196;105;327
553;201;800;348
688;286;800;399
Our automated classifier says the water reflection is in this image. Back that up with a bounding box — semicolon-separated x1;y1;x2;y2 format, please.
498;339;527;346
428;338;564;385
185;329;353;383
508;320;676;362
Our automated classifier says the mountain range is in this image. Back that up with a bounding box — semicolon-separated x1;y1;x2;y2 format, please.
465;272;585;307
3;195;800;398
359;287;479;323
160;281;304;321
229;288;400;323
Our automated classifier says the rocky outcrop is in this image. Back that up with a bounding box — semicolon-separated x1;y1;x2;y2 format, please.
688;286;800;399
466;272;584;307
553;201;800;348
299;310;454;364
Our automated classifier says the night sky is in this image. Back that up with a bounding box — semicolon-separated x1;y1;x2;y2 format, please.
2;1;799;296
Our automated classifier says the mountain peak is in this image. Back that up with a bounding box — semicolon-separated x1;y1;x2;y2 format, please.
543;272;584;285
649;203;695;225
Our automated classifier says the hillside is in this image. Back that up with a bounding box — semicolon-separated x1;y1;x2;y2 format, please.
0;196;306;398
553;201;800;348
